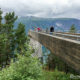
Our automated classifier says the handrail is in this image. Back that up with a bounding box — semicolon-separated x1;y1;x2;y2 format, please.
29;30;80;41
49;32;80;41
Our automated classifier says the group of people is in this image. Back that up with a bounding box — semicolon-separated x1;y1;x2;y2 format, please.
32;26;54;32
32;26;42;32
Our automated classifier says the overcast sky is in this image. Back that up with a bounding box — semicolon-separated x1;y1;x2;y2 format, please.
0;0;80;19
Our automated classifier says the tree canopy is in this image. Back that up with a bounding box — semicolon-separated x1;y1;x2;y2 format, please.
0;9;27;68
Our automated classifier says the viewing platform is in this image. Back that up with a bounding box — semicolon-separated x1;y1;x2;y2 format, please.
28;30;80;73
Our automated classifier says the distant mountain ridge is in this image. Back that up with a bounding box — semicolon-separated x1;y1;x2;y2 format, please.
14;16;80;33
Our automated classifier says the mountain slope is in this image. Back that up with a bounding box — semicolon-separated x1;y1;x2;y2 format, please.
14;16;80;33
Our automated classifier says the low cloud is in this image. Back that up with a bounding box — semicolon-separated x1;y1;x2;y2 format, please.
0;0;80;19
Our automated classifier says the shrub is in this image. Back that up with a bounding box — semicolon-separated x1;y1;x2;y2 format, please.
0;54;42;80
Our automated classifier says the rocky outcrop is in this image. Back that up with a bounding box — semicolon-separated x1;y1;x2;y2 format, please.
30;38;42;58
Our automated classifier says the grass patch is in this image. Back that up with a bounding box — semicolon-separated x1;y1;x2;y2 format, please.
41;69;71;80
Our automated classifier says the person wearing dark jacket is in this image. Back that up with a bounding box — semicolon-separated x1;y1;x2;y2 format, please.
50;26;54;35
50;26;54;32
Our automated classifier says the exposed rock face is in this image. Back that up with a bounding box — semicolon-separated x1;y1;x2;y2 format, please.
30;38;42;58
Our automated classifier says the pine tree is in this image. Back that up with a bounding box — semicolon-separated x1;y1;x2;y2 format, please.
0;34;7;67
4;12;18;65
0;8;2;25
0;10;27;68
0;8;3;32
15;23;27;54
69;24;76;33
0;10;18;66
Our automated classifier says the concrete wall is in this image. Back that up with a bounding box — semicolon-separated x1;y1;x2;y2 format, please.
28;31;80;73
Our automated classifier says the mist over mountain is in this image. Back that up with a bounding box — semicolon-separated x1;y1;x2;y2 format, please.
14;16;80;33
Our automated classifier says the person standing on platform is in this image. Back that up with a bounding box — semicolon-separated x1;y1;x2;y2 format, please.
50;26;54;35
